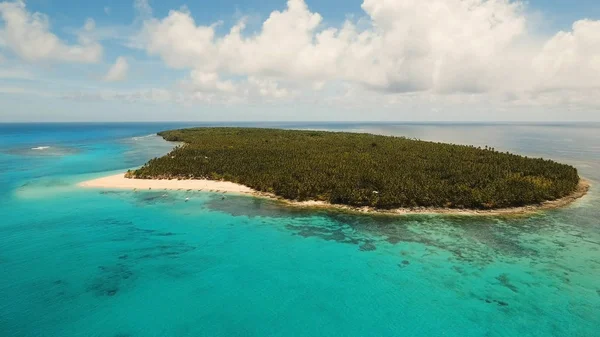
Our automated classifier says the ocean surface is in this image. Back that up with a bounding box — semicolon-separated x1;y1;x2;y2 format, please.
0;122;599;337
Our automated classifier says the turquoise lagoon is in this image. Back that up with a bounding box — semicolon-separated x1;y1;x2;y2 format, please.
0;123;599;337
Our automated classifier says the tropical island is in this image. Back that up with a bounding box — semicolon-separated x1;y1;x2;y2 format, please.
92;127;589;214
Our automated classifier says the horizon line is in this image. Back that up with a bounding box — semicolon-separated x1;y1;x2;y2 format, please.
1;121;600;124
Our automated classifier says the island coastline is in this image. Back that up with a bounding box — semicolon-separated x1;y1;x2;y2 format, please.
79;173;590;216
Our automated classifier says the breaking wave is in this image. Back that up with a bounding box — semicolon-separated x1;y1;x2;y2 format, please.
132;134;157;141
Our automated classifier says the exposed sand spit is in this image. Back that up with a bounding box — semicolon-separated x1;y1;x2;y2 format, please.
78;174;255;194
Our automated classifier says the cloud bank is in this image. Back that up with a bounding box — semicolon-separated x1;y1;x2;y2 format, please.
0;0;599;117
135;0;600;106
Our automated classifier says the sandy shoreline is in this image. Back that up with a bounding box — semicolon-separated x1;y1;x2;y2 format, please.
78;174;255;194
79;173;591;216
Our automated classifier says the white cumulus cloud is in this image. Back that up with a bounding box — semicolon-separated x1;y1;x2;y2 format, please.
0;0;102;63
187;71;236;93
133;0;600;110
533;19;600;92
138;0;530;92
104;56;129;82
2;0;598;117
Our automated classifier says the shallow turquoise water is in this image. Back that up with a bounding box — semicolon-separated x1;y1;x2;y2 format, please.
1;123;599;337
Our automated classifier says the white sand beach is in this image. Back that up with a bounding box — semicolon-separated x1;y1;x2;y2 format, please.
79;173;590;216
78;173;255;194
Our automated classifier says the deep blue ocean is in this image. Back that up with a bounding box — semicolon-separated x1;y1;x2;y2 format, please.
1;122;599;337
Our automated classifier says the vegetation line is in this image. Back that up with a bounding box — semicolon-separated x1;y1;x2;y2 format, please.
130;127;581;210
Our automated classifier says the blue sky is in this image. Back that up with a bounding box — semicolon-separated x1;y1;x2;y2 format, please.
1;0;599;122
23;0;600;29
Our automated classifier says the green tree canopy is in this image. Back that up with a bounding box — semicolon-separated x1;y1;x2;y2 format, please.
132;128;580;210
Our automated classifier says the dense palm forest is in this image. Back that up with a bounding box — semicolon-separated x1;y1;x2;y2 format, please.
131;128;580;210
